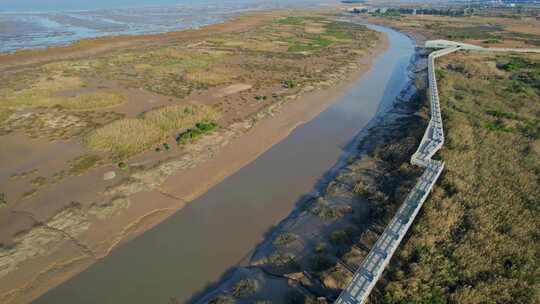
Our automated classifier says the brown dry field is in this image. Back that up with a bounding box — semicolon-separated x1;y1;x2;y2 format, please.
0;10;386;304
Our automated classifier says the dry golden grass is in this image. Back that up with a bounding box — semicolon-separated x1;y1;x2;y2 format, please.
85;104;218;157
143;104;218;132
381;52;540;304
83;119;164;158
61;92;126;110
0;73;125;110
0;108;12;124
185;69;232;86
1;91;125;110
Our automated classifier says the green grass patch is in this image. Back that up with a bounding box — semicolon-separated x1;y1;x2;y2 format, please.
325;21;356;40
287;35;333;53
282;79;298;89
175;121;218;145
436;25;504;40
485;120;513;132
277;16;306;25
485;110;519;120
497;56;540;72
435;68;447;80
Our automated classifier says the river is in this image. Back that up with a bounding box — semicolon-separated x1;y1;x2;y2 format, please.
32;24;415;304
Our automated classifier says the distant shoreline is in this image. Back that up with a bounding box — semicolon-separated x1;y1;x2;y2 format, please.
0;1;337;53
0;10;388;304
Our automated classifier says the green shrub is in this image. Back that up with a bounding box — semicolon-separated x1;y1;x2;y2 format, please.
0;193;6;206
175;121;218;145
283;80;297;89
118;162;129;170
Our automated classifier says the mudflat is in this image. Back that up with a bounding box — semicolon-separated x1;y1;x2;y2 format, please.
0;10;386;304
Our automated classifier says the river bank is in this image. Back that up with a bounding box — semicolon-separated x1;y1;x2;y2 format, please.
0;11;387;304
191;26;429;304
30;23;417;304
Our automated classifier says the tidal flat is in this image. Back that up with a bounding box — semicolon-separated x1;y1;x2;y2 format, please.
0;10;385;304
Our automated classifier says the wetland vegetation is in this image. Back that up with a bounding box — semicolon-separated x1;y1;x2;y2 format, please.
375;51;540;304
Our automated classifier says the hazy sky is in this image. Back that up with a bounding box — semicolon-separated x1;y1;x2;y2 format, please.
1;0;336;12
0;0;291;12
1;0;199;11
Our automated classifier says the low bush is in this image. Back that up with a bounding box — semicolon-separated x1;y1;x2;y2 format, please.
273;232;297;247
208;295;235;304
309;199;345;221
176;121;218;145
282;79;298;89
329;230;352;247
232;279;259;298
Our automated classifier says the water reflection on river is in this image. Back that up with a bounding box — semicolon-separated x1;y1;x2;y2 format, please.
33;24;414;304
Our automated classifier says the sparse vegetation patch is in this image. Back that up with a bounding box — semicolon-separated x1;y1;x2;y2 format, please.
84;119;164;158
143;105;218;132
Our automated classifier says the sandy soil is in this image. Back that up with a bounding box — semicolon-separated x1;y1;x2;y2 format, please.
0;11;389;304
0;12;275;70
193;47;429;304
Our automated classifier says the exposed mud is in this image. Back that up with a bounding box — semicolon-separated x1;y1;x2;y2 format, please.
0;13;387;304
192;47;430;304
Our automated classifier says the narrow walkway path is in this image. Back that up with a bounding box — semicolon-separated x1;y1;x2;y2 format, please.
335;40;540;304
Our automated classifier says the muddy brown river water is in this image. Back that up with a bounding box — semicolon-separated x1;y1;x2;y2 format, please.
33;24;415;304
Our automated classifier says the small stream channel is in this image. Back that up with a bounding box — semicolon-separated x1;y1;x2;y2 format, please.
33;24;415;304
